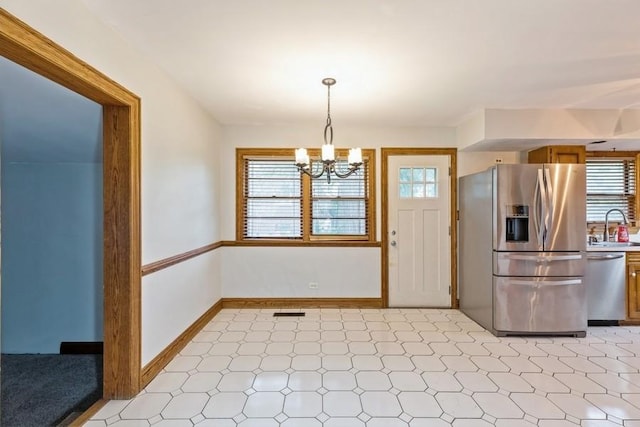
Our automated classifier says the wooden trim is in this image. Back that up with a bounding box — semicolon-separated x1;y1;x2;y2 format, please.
142;242;223;276
236;149;246;241
141;299;224;388
366;149;377;241
69;399;109;427
222;297;383;308
0;11;137;105
222;240;382;247
381;150;390;308
103;104;141;399
380;148;458;308
302;162;312;239
0;9;141;399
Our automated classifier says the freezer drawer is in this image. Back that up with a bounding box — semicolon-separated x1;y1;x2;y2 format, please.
493;276;587;336
494;251;585;277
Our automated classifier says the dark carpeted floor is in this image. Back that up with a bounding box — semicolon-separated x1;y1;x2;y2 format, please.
1;354;102;427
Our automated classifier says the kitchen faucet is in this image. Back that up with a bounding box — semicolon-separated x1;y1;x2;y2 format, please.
603;208;628;242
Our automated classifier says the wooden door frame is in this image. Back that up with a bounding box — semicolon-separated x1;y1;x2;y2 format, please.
381;148;458;308
0;9;142;398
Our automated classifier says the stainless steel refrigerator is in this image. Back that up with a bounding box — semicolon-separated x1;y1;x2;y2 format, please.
459;163;587;337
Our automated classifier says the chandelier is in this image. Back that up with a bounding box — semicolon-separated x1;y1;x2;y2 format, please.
294;78;362;183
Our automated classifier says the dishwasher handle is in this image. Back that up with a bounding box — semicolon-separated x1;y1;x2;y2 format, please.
586;254;625;260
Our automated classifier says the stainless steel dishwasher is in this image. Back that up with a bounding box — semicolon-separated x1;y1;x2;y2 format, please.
586;252;626;322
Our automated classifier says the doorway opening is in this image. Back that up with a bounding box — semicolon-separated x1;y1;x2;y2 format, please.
0;55;104;424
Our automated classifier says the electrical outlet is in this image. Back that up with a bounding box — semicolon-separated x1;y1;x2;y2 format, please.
308;282;318;289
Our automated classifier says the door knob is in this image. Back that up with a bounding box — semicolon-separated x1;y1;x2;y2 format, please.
390;240;397;246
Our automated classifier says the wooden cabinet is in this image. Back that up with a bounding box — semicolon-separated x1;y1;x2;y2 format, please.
626;253;640;321
528;145;586;164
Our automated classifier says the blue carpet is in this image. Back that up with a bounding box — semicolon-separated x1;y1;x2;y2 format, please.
1;354;102;427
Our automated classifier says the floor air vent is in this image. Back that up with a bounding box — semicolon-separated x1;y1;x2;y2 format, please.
273;312;306;317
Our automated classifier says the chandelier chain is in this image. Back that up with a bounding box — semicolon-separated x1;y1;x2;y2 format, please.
324;81;333;145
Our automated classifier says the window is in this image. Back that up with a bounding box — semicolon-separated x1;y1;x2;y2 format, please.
237;148;375;241
242;158;302;238
586;156;636;224
311;159;369;236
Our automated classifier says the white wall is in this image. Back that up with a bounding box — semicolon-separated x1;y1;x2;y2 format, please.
142;251;221;365
1;0;223;363
220;124;518;299
456;110;486;150
222;247;380;298
458;151;521;177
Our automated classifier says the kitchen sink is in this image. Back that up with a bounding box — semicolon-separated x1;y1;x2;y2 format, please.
590;241;640;247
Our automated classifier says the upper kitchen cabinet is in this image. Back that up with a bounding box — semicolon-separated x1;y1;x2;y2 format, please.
528;145;586;164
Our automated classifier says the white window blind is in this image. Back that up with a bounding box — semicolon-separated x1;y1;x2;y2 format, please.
243;159;302;238
586;158;636;223
311;159;369;236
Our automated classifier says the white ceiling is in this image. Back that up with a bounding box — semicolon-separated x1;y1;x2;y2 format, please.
81;0;640;128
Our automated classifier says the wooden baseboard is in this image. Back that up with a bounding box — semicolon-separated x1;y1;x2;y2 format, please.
140;299;223;387
619;319;640;326
222;297;383;309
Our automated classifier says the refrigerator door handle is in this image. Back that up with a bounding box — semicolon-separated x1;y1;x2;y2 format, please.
504;254;583;262
535;169;546;246
544;167;554;241
510;279;582;286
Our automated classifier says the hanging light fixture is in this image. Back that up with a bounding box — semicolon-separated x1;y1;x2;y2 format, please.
294;78;362;183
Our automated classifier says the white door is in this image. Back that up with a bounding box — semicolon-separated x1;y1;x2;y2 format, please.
388;155;451;307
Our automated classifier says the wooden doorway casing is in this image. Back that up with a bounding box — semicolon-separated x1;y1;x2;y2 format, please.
0;9;142;398
381;148;458;308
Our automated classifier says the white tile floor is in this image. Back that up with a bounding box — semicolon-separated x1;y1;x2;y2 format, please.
86;308;640;426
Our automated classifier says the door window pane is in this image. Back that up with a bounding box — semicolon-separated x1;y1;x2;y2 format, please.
399;167;438;199
425;183;437;197
399;168;411;183
399;184;411;198
425;168;436;181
